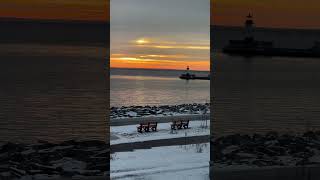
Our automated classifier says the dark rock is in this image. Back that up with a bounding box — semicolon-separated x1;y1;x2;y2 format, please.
1;143;25;154
87;163;108;171
303;131;318;140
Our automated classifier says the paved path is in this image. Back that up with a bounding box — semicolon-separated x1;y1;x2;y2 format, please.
110;114;210;126
111;135;209;153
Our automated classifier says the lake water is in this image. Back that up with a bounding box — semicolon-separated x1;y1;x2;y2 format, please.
0;45;107;143
212;27;320;135
110;68;210;107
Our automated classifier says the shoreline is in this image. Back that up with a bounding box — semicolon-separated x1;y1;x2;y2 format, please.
213;131;320;168
0;140;108;179
110;103;210;119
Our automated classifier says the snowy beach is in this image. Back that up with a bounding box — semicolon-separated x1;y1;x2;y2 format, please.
111;110;320;180
110;107;211;179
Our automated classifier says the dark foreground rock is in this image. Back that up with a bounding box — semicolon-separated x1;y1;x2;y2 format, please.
0;140;109;179
213;131;320;167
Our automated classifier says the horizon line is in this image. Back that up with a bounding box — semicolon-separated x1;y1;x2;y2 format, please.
110;67;210;72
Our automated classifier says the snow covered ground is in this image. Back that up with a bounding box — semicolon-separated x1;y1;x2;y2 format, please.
111;120;210;145
110;143;210;180
110;120;210;179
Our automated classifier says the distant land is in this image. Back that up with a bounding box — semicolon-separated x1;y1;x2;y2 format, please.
212;25;320;32
0;18;109;47
211;25;320;50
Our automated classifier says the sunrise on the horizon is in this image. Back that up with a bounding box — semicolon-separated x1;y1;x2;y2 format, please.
111;0;210;71
111;37;209;70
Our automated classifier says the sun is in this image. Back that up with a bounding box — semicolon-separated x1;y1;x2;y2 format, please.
135;38;149;44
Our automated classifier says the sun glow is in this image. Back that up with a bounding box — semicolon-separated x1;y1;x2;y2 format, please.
110;53;209;71
135;38;150;44
113;38;209;71
137;44;209;50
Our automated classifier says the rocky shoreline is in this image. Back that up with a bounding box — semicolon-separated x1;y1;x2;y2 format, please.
213;131;320;168
0;140;108;179
110;103;210;119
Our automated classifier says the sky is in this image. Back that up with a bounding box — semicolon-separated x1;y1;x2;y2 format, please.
212;0;320;29
0;0;109;21
110;0;210;71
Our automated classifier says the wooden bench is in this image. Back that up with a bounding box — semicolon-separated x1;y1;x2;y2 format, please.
137;122;157;133
171;120;189;130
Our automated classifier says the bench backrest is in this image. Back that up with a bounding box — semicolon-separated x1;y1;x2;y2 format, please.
149;122;157;126
139;122;157;126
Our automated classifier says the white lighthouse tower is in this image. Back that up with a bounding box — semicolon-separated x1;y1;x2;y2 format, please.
244;13;254;41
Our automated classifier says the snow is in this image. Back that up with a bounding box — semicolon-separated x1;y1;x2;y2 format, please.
111;120;210;145
110;143;210;180
126;111;137;117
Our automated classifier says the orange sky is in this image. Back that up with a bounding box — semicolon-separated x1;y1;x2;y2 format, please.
111;37;210;71
0;0;109;22
212;0;320;29
111;0;210;71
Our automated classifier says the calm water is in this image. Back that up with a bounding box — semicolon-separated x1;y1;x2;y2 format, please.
212;27;320;135
110;68;210;107
0;51;107;143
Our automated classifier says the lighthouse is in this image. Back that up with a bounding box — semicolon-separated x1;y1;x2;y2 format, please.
244;13;254;41
186;66;190;76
